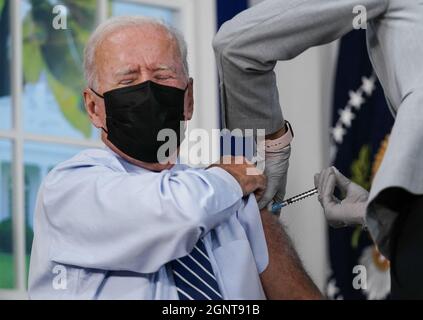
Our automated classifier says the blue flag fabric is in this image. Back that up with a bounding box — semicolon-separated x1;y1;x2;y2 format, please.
216;0;248;30
327;30;394;300
0;0;10;97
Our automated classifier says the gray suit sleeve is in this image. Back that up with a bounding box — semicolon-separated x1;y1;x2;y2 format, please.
213;0;388;133
365;0;423;258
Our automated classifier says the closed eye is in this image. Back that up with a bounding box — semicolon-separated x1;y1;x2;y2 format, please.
120;79;135;85
155;75;174;80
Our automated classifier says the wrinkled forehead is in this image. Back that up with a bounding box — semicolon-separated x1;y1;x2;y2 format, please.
95;25;184;76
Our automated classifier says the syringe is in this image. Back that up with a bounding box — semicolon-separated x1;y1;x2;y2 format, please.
271;188;318;213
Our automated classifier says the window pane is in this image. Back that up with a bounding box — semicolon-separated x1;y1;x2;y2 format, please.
22;0;98;140
111;0;176;25
0;0;11;130
0;139;14;289
24;142;86;263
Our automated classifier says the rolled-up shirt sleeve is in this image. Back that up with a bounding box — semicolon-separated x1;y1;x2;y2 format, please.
42;160;243;274
237;195;269;273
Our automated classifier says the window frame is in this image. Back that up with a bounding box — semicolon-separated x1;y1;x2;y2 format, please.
0;0;218;299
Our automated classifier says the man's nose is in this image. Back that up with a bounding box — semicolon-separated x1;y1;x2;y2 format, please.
139;70;154;83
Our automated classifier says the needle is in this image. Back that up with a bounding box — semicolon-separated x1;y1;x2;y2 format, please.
271;188;318;213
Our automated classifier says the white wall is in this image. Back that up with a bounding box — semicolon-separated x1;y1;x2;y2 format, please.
178;0;221;166
274;42;339;290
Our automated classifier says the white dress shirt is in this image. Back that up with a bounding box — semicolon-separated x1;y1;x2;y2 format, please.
28;147;268;299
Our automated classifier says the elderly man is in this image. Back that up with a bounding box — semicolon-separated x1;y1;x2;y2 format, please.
28;16;321;300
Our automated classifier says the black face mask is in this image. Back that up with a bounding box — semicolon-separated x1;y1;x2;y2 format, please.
91;80;187;163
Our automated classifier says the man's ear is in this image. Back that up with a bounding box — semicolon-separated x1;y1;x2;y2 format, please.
184;78;194;121
83;88;105;128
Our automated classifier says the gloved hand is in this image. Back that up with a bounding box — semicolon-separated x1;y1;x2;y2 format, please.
314;166;368;228
257;145;291;212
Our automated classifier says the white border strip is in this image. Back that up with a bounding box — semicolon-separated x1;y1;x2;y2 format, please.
0;290;28;300
0;131;104;148
117;0;187;10
96;0;108;23
10;0;26;291
22;133;104;148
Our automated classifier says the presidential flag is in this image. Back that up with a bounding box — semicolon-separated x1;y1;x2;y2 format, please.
327;30;394;300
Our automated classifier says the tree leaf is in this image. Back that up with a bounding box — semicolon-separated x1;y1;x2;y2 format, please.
350;145;371;191
351;226;362;249
25;0;96;138
46;70;91;138
30;0;96;92
23;16;45;83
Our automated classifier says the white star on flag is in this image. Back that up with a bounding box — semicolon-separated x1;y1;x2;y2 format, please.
362;76;376;96
339;107;355;128
327;278;340;299
332;124;346;144
348;90;365;109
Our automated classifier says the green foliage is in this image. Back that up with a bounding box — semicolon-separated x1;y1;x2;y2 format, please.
350;145;372;248
23;16;44;83
0;253;31;289
0;253;14;289
351;145;371;191
0;0;4;14
22;0;97;138
0;218;13;253
47;70;91;137
0;218;34;254
351;227;362;249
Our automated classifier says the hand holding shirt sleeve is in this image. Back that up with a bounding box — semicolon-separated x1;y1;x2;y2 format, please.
42;155;243;274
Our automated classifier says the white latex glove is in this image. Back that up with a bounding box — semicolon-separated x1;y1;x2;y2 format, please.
257;145;291;212
314;166;368;228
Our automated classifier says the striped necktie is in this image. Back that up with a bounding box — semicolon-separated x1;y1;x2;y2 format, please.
170;238;223;300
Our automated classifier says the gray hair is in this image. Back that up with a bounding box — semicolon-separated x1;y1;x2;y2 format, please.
83;16;189;89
